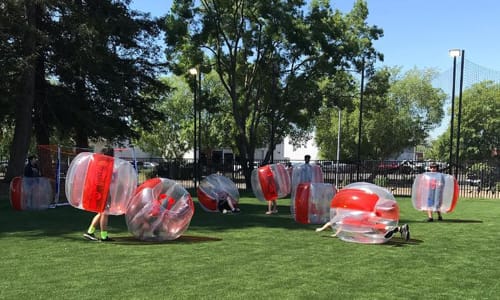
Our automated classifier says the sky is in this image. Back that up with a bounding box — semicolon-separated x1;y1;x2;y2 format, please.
130;0;500;73
130;0;500;140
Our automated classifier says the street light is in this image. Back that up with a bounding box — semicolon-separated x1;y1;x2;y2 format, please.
333;106;342;189
448;50;458;175
448;49;464;177
454;49;465;177
189;67;198;189
356;59;365;181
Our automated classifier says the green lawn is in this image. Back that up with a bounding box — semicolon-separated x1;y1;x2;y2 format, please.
1;194;499;299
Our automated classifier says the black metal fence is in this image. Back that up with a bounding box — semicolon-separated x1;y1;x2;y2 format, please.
1;156;498;199
132;158;499;199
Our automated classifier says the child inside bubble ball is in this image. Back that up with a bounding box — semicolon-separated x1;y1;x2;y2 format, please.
216;190;240;214
315;214;410;241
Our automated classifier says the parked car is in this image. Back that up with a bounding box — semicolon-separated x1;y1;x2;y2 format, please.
321;161;355;173
377;161;399;174
465;173;481;186
0;160;7;173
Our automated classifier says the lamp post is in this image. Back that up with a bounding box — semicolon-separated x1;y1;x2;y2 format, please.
448;49;459;175
334;106;342;189
189;67;198;189
356;59;365;181
454;50;465;178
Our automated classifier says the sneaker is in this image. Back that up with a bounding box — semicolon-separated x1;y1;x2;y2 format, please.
232;208;240;213
384;229;395;239
100;237;114;242
401;224;410;241
222;209;229;214
272;209;278;214
427;218;434;222
438;215;443;221
83;233;98;241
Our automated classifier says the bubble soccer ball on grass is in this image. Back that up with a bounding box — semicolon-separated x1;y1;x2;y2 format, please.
197;174;239;212
251;163;291;202
65;152;137;215
125;178;195;241
10;176;53;211
330;182;400;244
411;172;459;214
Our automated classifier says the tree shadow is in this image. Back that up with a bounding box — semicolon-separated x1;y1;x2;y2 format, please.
411;219;483;224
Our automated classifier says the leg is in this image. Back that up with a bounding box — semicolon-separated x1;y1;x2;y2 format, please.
266;201;273;214
99;214;113;241
272;200;278;213
84;213;101;241
316;221;332;232
427;209;434;222
437;211;443;221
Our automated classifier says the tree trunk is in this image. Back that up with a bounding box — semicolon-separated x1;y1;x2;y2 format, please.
4;1;37;182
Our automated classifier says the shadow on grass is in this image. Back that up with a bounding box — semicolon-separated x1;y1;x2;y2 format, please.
410;219;483;224
107;235;223;245
317;234;423;247
0;200;313;237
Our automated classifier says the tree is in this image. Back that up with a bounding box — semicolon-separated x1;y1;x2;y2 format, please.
431;81;500;162
2;0;168;181
316;67;446;161
164;0;383;186
133;76;194;159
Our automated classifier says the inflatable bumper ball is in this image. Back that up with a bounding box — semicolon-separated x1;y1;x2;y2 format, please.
290;163;324;217
65;152;137;215
197;174;239;212
330;182;400;244
10;176;53;210
294;182;335;224
411;172;459;214
251;163;291;202
125;178;195;241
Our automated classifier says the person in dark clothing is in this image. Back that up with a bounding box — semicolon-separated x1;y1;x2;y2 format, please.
24;156;41;177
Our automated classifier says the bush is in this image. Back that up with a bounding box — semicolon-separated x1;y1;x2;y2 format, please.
373;175;389;187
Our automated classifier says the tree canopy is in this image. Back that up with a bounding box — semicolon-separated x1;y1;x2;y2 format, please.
316;67;446;161
164;0;383;185
1;0;168;180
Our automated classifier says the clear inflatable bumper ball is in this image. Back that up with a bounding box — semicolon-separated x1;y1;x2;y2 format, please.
251;163;291;202
294;183;336;224
197;174;239;212
65;152;137;215
330;182;400;244
10;176;53;210
290;163;324;216
125;178;195;241
411;172;459;213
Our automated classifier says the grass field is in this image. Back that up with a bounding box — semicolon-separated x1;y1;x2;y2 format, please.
1;193;500;299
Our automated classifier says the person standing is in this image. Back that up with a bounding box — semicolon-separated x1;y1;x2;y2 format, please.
301;155;313;183
24;155;41;177
83;147;115;242
426;163;443;222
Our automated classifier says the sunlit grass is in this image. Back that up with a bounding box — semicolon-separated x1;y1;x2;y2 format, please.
1;194;499;299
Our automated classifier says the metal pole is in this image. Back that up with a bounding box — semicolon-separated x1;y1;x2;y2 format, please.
193;75;197;190
356;60;365;181
335;107;341;189
198;70;202;182
455;50;465;177
448;56;457;175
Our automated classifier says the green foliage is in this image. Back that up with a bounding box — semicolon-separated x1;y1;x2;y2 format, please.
317;67;446;160
373;175;389;187
1;196;500;298
164;0;383;176
431;81;500;161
